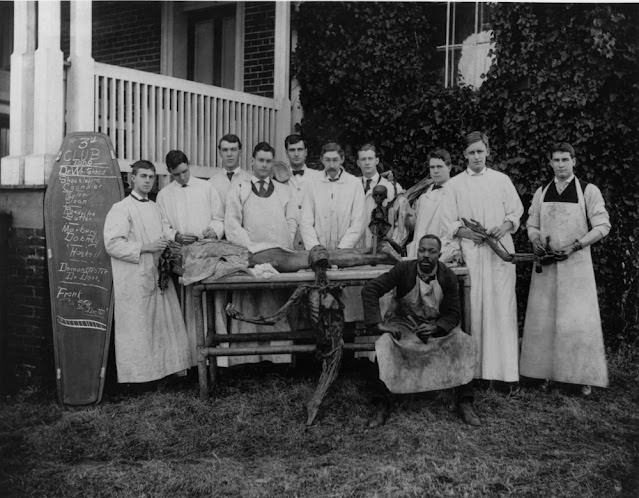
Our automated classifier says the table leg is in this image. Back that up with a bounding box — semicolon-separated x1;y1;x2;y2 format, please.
193;286;209;400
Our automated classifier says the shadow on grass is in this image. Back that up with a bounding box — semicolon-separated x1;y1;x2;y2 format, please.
1;351;638;497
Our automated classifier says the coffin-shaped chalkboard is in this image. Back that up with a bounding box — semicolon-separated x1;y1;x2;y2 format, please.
45;133;124;405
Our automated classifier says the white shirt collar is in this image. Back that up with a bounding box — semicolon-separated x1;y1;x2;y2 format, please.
324;168;344;182
362;173;380;185
466;167;487;176
130;191;149;201
251;175;271;185
554;174;574;185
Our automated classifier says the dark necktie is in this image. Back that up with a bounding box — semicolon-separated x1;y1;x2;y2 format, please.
227;171;234;182
181;184;188;188
432;184;442;190
364;178;372;193
292;169;304;176
258;179;266;195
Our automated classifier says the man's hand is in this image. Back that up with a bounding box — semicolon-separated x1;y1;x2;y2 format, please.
487;221;513;240
457;227;486;245
142;237;169;253
202;228;219;239
176;232;198;245
531;238;546;256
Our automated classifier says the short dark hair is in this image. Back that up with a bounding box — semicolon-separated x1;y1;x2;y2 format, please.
285;134;306;149
418;234;442;250
321;142;344;159
165;150;189;171
464;131;489;150
549;142;575;159
131;160;156;175
252;141;275;158
428;148;451;166
357;143;378;156
218;134;242;150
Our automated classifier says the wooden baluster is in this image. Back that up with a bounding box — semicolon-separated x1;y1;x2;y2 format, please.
141;84;148;161
117;78;124;159
205;96;211;168
198;94;204;166
125;80;133;160
109;77;116;147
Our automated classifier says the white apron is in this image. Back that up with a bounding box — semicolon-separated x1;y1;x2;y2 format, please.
226;188;292;365
520;181;608;387
375;277;476;393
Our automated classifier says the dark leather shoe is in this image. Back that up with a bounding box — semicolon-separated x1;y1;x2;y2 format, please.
458;401;480;426
368;404;390;428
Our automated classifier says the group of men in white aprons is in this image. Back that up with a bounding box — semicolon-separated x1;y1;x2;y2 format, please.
104;131;610;425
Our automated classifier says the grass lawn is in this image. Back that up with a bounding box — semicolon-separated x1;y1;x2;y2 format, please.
1;348;638;497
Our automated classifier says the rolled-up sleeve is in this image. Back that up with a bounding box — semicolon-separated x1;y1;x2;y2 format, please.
526;187;543;241
584;184;611;238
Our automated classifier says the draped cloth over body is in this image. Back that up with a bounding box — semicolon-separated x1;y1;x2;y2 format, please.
104;196;191;382
440;168;523;382
375;278;476;393
157;177;225;367
224;178;297;365
520;178;609;387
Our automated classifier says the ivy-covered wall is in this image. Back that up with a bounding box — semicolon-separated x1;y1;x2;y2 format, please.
295;2;639;345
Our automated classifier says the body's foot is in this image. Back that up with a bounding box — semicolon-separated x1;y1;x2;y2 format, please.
458;401;481;426
581;385;592;396
508;383;521;398
540;379;552;393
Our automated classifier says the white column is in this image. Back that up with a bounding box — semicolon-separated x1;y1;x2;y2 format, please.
66;0;95;132
273;1;291;159
24;0;64;185
0;1;36;185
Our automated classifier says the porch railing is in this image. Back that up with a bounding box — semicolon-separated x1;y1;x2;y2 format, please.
93;62;278;177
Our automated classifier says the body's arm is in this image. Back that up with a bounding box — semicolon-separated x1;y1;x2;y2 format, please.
562;184;611;255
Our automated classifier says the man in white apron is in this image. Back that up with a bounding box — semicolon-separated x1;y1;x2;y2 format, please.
361;235;478;426
224;142;297;364
407;149;461;264
104;161;191;385
284;134;324;250
521;142;610;395
157;150;224;367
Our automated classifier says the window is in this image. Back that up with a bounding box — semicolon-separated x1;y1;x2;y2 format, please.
187;5;237;89
0;2;13;72
437;2;495;89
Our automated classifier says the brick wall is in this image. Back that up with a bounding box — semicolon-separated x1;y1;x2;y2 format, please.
243;2;275;97
4;227;53;391
61;2;162;73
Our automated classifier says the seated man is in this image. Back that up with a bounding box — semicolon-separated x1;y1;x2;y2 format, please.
361;234;479;426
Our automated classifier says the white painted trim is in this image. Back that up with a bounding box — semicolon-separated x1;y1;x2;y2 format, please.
234;2;244;92
161;2;175;76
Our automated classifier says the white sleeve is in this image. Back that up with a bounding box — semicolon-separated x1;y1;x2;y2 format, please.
207;183;225;238
103;203;142;264
338;182;367;249
300;188;320;249
223;186;252;249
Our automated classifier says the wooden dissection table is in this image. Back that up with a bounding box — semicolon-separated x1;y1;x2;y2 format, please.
190;266;470;399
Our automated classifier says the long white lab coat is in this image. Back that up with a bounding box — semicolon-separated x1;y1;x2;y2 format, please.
287;166;324;250
440;167;524;382
103;196;191;382
300;170;366;250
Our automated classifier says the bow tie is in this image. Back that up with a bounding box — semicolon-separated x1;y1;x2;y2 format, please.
431;184;443;190
181;184;188;188
292;169;304;176
131;194;149;202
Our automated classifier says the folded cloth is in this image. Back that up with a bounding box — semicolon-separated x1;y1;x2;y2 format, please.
249;263;280;279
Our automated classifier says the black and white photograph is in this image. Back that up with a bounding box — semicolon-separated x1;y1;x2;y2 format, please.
0;1;637;496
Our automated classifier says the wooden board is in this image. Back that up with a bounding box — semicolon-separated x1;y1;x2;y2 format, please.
45;132;124;405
